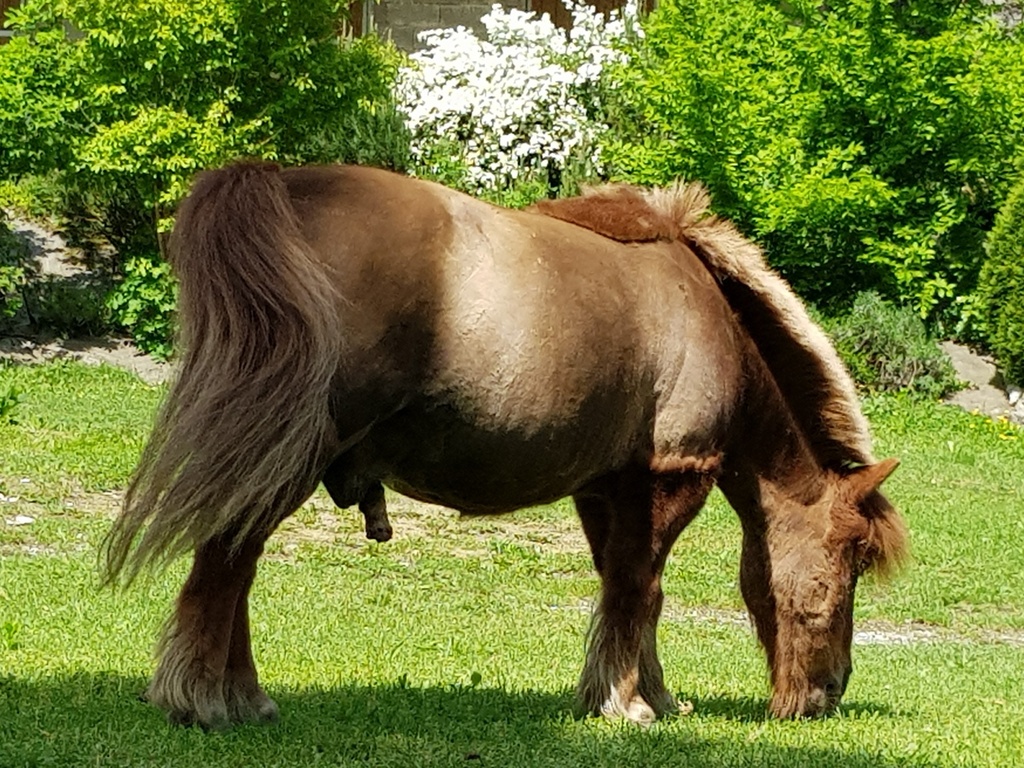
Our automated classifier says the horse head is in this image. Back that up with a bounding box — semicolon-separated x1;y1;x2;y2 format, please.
739;458;907;718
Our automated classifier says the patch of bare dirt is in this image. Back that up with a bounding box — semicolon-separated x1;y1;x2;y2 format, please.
0;334;170;384
7;215;92;278
267;491;586;561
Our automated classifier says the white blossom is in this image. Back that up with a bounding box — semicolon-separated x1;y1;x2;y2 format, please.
395;0;642;192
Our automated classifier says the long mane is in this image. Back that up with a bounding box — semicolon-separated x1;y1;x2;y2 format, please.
531;184;874;469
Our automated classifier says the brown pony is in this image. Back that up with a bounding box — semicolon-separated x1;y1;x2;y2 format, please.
102;163;907;730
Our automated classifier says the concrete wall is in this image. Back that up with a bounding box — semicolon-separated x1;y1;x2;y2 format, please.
374;0;530;51
1;0;21;42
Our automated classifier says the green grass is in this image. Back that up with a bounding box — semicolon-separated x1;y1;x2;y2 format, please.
1;361;1023;767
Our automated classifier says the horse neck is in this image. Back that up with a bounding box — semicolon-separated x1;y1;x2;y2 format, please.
715;348;837;685
719;351;829;529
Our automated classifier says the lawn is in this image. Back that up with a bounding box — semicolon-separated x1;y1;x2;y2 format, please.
1;360;1022;767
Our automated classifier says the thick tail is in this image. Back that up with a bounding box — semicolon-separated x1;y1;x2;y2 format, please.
102;161;340;585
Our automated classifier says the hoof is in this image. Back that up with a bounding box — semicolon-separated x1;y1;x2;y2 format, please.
146;676;231;731
366;523;393;542
587;694;657;725
225;680;280;725
153;696;230;731
622;696;657;726
165;707;232;732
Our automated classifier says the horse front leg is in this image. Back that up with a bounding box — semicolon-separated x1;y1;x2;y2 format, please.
576;478;665;724
579;553;659;723
574;467;712;724
638;471;715;716
574;491;650;721
146;532;267;730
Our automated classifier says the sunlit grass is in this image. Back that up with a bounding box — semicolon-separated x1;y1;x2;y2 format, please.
1;361;1023;767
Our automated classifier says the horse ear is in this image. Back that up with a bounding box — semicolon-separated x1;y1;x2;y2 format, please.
847;458;900;503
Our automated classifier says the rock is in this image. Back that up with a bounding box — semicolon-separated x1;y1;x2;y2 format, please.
940;341;1022;425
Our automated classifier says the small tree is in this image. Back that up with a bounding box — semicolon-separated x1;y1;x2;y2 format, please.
977;175;1024;385
0;0;402;354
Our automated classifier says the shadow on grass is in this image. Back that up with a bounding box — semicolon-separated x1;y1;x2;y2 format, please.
0;673;945;768
690;694;900;723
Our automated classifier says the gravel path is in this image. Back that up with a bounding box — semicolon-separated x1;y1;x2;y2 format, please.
0;334;170;384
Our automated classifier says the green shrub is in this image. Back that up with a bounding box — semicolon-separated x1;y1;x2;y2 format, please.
0;2;402;203
604;0;1024;324
22;276;112;338
976;175;1024;385
0;382;23;425
292;97;412;173
0;174;65;222
822;292;961;399
105;252;177;359
0;217;31;331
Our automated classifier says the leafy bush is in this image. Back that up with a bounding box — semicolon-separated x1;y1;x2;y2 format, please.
290;102;412;172
105;253;177;359
976;175;1024;385
0;1;401;202
822;292;961;399
0;217;31;331
0;174;65;222
1;208;114;338
0;382;23;425
604;0;1024;325
22;276;112;338
397;1;640;196
0;0;405;352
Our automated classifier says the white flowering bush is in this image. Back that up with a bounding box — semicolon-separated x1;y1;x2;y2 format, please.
396;1;641;194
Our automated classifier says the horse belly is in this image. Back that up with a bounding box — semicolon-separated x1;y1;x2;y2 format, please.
356;388;647;514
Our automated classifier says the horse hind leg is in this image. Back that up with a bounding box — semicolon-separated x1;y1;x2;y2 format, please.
145;531;265;729
147;520;287;729
222;577;279;724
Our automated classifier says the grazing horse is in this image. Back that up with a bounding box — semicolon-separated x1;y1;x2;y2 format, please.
102;163;907;730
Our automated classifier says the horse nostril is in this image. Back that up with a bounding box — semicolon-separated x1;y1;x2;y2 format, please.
826;668;850;699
